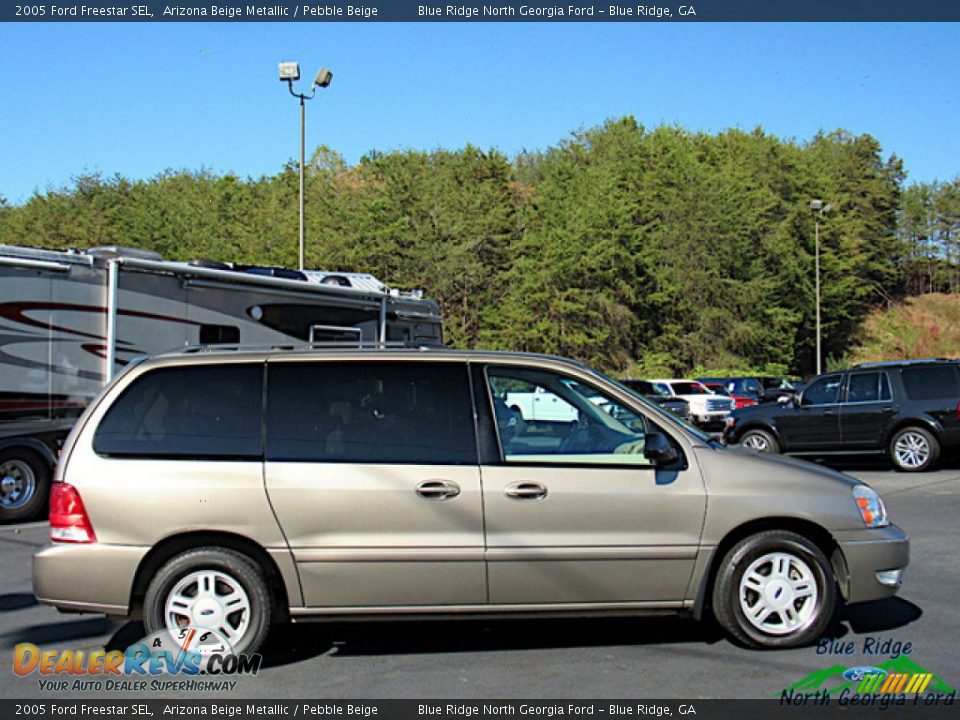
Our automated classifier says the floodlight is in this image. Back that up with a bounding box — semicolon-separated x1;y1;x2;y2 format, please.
314;68;333;88
278;62;301;81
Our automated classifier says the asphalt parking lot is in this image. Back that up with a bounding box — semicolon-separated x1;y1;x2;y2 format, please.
2;458;958;700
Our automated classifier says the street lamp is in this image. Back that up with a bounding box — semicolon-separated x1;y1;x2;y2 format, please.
810;199;832;375
279;62;333;271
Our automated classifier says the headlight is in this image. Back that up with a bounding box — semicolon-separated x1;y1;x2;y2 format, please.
853;485;888;528
724;416;736;430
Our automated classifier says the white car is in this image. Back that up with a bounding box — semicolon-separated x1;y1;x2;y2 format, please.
649;379;734;428
505;386;579;422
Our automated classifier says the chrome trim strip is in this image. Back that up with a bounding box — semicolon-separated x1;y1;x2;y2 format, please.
291;546;699;563
36;597;128;615
485;546;699;561
293;548;484;563
289;600;690;616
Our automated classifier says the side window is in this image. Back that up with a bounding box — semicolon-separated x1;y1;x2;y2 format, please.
266;362;477;465
902;365;960;401
801;375;843;406
487;366;654;466
846;372;882;403
93;364;263;459
880;373;892;401
199;324;240;345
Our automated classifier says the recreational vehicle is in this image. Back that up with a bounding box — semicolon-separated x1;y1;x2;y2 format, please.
0;244;443;522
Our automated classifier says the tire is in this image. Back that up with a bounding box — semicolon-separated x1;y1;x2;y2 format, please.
889;426;939;473
739;429;780;454
143;547;273;656
0;448;50;523
712;530;836;649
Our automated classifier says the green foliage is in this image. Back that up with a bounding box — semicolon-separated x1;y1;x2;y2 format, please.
0;118;944;377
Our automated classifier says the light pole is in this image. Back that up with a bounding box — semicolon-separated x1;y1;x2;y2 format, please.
810;199;832;375
278;62;333;271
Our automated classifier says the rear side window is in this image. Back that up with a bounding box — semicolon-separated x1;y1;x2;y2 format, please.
901;365;960;401
94;364;263;459
266;362;477;465
845;372;891;403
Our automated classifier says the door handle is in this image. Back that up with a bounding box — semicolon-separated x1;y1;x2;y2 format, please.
415;480;461;501
881;406;896;414
504;482;548;500
823;410;835;417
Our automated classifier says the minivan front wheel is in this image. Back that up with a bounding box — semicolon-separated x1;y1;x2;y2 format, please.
144;547;273;656
712;531;836;649
889;427;939;472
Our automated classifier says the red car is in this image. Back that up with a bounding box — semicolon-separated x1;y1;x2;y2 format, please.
702;382;757;410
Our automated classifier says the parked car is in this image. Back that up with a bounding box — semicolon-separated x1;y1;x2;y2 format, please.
34;348;908;653
649;379;734;429
700;382;758;410
505;385;579;423
703;377;796;404
620;379;692;423
724;359;960;472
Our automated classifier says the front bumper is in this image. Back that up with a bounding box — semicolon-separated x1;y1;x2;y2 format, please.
834;524;910;604
33;543;149;615
693;413;730;429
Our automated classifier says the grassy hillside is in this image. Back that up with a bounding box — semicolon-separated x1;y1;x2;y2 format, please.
849;294;960;364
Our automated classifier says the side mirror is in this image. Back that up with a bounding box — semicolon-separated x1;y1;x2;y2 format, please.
644;431;679;465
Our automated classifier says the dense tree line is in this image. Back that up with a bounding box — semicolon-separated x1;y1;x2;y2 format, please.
898;179;960;296
1;118;954;377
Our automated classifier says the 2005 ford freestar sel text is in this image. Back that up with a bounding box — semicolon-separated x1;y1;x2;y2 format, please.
33;348;909;653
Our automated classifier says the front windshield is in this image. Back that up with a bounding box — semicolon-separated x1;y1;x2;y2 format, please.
707;385;730;396
670;381;709;395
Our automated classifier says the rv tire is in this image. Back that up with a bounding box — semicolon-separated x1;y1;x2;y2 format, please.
0;447;50;523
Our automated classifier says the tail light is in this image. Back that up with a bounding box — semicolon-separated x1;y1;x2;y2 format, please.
956;400;960;420
49;483;96;543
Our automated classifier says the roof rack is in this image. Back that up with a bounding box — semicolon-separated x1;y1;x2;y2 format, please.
853;358;951;369
167;341;447;356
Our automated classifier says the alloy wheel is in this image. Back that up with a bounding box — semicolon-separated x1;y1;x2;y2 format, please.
738;551;819;636
894;432;930;470
164;570;251;647
742;433;770;452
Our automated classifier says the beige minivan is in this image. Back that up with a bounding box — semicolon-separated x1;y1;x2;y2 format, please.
34;348;909;653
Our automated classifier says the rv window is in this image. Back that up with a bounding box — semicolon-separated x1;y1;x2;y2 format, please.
199;324;241;345
309;325;362;344
93;364;263;459
265;362;477;465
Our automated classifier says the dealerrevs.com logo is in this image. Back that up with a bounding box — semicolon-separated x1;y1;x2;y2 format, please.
13;627;261;692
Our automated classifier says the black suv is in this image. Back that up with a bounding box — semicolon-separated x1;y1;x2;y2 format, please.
723;359;960;472
620;380;692;423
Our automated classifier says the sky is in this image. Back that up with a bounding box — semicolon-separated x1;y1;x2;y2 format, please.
0;22;958;203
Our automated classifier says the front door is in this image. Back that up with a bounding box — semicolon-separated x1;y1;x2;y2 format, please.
779;374;844;450
481;364;706;606
264;359;486;608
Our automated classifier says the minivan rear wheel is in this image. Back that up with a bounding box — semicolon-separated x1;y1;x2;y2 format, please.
889;427;939;473
143;547;272;656
712;530;836;649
